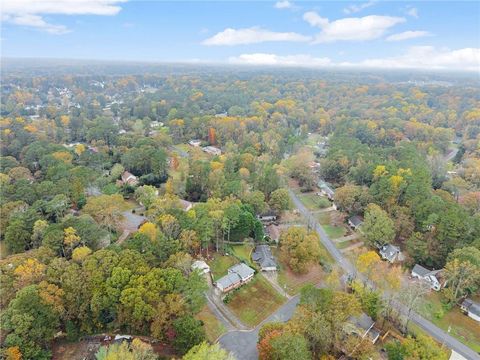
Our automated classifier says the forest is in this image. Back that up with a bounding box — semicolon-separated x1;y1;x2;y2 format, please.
0;64;479;359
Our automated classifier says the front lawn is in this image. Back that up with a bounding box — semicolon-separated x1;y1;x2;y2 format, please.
297;193;330;211
209;254;238;281
195;305;227;342
419;292;480;352
226;275;286;327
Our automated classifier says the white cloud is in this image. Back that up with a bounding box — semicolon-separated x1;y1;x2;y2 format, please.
350;46;480;72
386;30;431;41
303;11;329;28
343;1;376;14
406;7;419;18
229;53;332;67
227;47;480;72
2;0;126;34
274;0;293;9
202;27;311;46
303;12;405;43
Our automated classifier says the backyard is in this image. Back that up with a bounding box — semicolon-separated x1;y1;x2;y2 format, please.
209;254;238;281
226;275;286;327
296;192;331;211
229;243;255;267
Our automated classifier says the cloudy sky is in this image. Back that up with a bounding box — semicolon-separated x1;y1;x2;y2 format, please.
2;0;479;71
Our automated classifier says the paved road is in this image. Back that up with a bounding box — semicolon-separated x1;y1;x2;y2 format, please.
288;189;480;360
219;296;300;360
445;147;459;162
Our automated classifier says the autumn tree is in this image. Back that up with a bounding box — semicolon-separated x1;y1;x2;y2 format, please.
269;188;291;214
183;342;234;360
83;194;126;231
279;227;322;273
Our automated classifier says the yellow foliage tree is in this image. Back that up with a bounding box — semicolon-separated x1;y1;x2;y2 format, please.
4;346;22;360
52;151;73;164
14;258;46;289
139;222;158;241
72;246;92;263
74;143;86;156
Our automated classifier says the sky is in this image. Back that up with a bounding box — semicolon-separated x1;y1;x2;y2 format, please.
2;0;480;72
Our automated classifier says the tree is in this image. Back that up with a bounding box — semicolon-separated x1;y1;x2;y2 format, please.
5;218;31;253
269;332;311;360
279;227;322;273
356;250;381;282
72;246;92;263
443;253;480;303
399;281;430;333
183;342;234;360
31;219;48;248
269;188;291;214
362;203;395;247
334;184;371;214
135;185;158;209
2;285;60;360
172;315;206;355
95;338;157;360
402;334;448;360
139;222;159;241
83;194;126;231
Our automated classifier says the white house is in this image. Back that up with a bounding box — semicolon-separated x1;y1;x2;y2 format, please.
411;264;445;291
460;298;480;322
191;260;210;275
189;139;202;147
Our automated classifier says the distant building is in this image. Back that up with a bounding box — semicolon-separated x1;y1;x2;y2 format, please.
348;215;364;230
346;313;380;344
202;146;222;156
191;260;210;275
257;211;277;223
460;298;480;322
179;199;193;211
121;171;139;186
379;244;404;263
189;139;202;147
252;245;277;271
215;263;255;293
411;264;445;291
319;181;335;200
215;112;228;118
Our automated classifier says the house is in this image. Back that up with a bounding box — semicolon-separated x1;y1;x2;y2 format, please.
216;273;242;293
202;146;222;156
411;264;445;291
257;211;277;223
460;298;480;322
179;199;193;211
216;263;255;293
252;245;277;271
228;263;255;282
191;260;210;274
121;171;139;186
265;224;280;243
348;215;364;230
189;139;202;147
319;181;335;200
379;244;404;263
346;313;380;344
308;162;321;173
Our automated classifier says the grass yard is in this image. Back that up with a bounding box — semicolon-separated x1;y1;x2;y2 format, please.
195;305;227;342
209;254;238;281
227;275;286;327
316;212;348;239
297;193;330;211
277;263;325;295
418;292;480;352
229;244;254;267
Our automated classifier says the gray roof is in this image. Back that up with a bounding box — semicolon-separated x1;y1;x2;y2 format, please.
349;313;375;332
217;273;241;290
252;245;277;270
380;244;401;261
319;181;335;196
349;215;364;227
462;299;480;317
228;263;255;279
412;264;440;277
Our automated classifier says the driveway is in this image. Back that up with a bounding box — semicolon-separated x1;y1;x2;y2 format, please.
219;296;300;360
